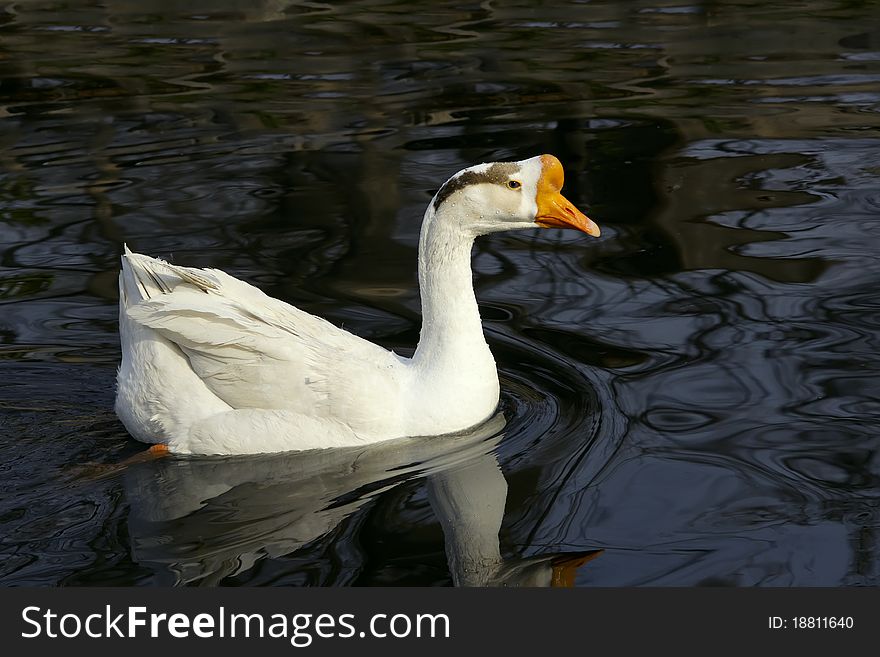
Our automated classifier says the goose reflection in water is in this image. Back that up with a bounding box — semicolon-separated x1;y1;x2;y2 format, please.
122;413;600;587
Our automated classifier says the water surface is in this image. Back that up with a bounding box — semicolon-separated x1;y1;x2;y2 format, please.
1;0;879;586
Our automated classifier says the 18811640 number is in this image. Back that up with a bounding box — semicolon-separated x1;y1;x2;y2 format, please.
791;617;853;629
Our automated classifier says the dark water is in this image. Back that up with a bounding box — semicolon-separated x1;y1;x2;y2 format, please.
2;0;879;586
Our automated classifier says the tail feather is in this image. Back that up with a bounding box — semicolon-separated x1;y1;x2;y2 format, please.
116;245;230;447
119;244;220;307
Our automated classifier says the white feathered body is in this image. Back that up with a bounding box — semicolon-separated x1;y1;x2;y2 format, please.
116;245;499;455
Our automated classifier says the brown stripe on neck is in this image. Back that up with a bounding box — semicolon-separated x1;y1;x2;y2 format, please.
432;162;519;211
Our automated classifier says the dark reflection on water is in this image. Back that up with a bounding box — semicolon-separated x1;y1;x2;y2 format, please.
120;414;601;587
1;0;879;586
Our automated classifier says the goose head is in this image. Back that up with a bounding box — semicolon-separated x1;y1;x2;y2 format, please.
430;154;601;238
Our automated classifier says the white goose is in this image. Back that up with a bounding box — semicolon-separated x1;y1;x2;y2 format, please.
116;154;600;454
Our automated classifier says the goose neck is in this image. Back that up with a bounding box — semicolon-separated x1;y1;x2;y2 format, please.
413;211;485;365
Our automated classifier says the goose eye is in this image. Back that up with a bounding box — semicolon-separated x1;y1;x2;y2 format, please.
506;180;522;190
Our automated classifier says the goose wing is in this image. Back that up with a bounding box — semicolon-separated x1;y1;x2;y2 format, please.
121;251;404;426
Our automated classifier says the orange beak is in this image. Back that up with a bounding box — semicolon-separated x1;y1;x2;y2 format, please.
535;154;600;237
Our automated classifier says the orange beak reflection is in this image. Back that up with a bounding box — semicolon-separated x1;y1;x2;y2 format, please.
550;550;604;587
535;154;600;237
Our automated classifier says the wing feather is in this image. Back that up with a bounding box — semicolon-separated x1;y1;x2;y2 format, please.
121;251;404;425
